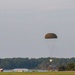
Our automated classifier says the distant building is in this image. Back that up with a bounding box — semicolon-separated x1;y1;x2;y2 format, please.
13;68;29;72
0;68;3;72
48;65;58;71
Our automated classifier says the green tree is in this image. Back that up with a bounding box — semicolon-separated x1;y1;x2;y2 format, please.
58;65;66;71
66;63;75;71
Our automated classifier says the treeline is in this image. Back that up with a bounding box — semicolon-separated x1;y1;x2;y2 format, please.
58;63;75;71
0;57;75;70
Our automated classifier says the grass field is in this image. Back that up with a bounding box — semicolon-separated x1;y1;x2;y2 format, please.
0;72;75;75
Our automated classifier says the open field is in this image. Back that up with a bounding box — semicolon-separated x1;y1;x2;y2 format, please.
0;72;75;75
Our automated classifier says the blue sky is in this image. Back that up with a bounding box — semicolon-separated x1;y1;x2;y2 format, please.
0;0;75;58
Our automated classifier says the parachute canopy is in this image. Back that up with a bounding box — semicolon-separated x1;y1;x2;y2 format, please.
45;33;57;39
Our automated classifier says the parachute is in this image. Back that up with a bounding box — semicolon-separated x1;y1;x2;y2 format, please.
45;33;57;39
45;33;58;71
45;33;58;62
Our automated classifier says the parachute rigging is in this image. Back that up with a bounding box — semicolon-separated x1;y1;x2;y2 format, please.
44;33;58;62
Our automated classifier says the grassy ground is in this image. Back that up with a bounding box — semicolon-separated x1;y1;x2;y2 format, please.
0;72;75;75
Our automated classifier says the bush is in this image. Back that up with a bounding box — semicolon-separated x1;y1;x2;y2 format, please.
58;65;66;71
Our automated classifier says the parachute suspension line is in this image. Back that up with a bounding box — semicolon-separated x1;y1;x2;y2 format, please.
45;39;56;58
45;39;51;56
50;39;56;58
